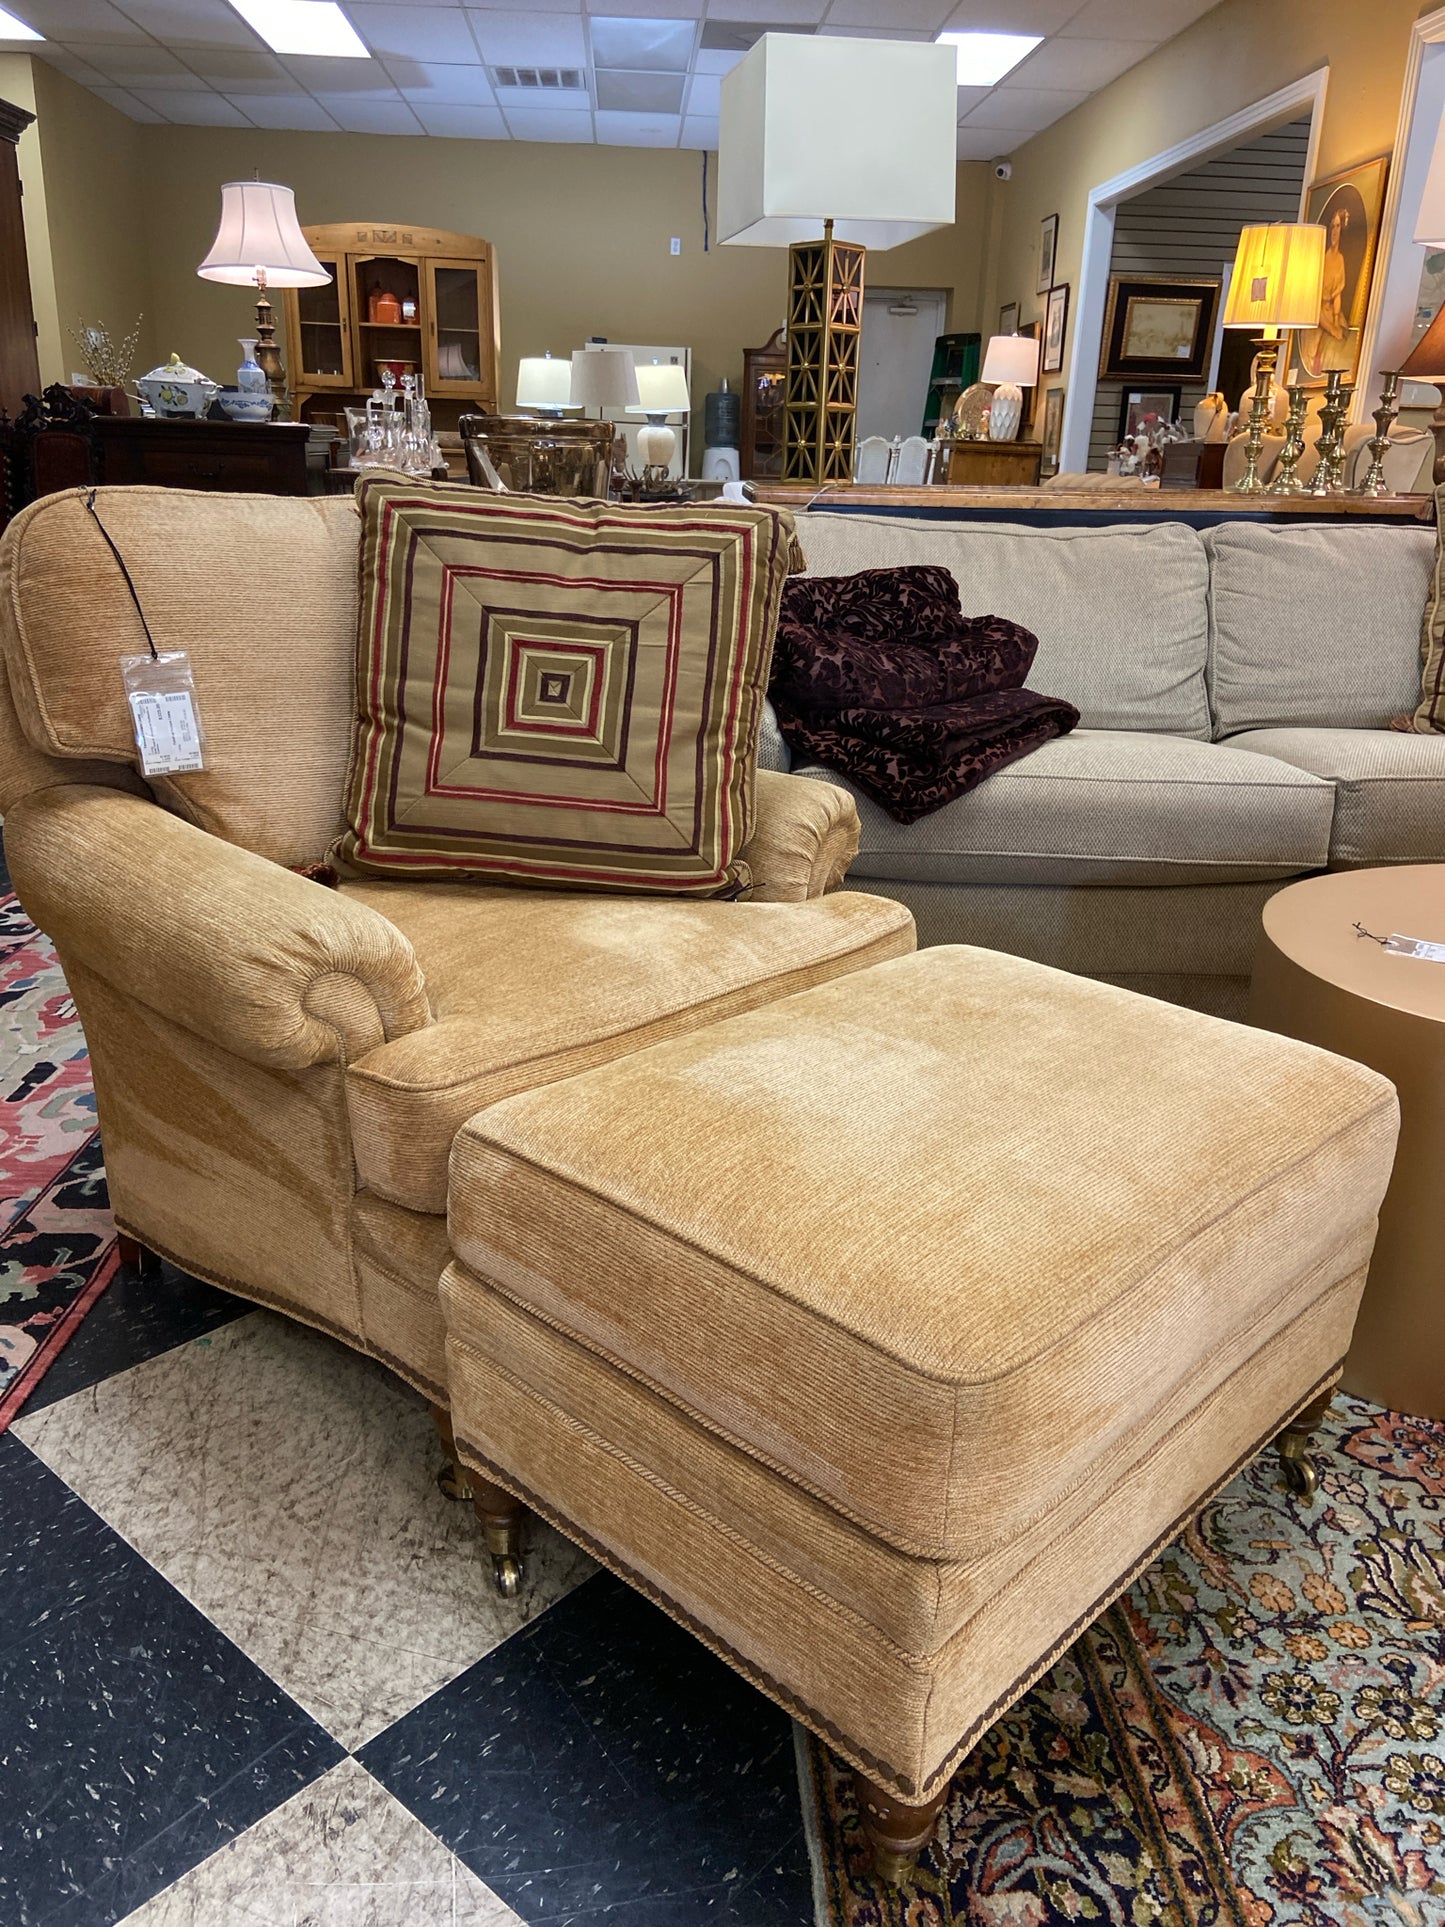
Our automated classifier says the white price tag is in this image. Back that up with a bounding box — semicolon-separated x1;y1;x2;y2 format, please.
127;688;203;775
1383;933;1445;963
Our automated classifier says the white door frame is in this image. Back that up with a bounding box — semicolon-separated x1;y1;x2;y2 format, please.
1356;4;1445;416
1058;67;1329;475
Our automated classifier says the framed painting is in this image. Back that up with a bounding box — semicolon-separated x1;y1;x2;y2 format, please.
1099;275;1222;381
1043;283;1069;374
1116;385;1182;442
1041;387;1065;473
1285;155;1389;388
999;299;1019;335
1038;214;1058;295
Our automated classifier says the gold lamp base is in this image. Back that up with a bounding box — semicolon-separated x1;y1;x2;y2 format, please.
1232;337;1280;493
782;218;865;486
252;274;286;419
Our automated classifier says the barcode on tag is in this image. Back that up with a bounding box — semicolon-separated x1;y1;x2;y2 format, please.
128;689;204;775
1382;933;1445;963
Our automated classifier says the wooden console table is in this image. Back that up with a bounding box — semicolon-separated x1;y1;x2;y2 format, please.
753;483;1433;530
935;441;1042;488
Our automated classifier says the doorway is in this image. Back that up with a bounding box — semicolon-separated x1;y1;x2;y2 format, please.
856;287;948;443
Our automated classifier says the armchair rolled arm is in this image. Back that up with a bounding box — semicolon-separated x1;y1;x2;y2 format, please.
742;769;861;902
5;786;431;1068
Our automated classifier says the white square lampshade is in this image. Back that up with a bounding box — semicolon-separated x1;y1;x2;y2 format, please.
628;361;689;417
516;355;574;410
1418;115;1445;245
1222;224;1325;330
197;181;330;289
569;348;640;409
718;34;957;250
981;334;1039;387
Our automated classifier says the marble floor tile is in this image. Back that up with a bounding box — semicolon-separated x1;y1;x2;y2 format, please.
14;1312;596;1749
361;1574;814;1925
0;1431;341;1927
118;1756;522;1926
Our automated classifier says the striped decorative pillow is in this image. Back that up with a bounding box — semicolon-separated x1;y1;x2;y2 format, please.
336;478;801;896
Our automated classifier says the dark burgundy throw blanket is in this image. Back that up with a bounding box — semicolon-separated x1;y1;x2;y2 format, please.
770;564;1079;824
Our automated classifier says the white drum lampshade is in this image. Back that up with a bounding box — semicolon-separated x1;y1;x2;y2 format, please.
516;353;574;415
627;360;690;475
197;181;330;289
980;333;1040;441
569;347;641;411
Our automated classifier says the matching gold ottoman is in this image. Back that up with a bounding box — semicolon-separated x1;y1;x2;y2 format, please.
440;948;1398;1879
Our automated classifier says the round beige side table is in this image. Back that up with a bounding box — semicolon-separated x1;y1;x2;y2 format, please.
1249;865;1444;1422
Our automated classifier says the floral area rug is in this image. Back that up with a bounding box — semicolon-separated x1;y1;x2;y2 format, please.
803;1395;1445;1927
0;873;118;1430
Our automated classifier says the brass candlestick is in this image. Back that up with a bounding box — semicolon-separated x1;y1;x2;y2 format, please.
1269;384;1312;494
1232;336;1281;493
1308;372;1351;495
1354;371;1402;497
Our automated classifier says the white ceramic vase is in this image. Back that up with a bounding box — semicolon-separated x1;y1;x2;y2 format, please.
988;383;1023;440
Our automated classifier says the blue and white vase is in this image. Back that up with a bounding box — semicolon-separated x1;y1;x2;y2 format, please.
236;338;267;397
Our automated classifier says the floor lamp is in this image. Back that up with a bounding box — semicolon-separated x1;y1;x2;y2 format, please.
718;34;957;487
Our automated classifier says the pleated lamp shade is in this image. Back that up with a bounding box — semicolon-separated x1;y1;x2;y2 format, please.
197;181;330;289
1222;224;1326;331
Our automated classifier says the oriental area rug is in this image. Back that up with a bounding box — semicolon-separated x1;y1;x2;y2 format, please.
802;1393;1445;1927
0;876;118;1431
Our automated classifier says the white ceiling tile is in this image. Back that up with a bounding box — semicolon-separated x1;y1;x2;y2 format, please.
312;90;424;128
589;0;700;13
348;2;477;59
177;46;305;87
463;7;585;60
963;83;1086;129
469;0;579;8
678;110;715;146
825;0;951;22
1011;33;1150;87
385;54;494;97
87;80;165;115
493;80;589;106
955;120;1025;155
704;0;826;20
940;0;1080;29
594;106;678;143
1061;0;1214;36
953;82;989;114
692;44;739;72
133;84;253;119
595;68;684;110
278;50;399;89
410;98;506;131
684;67;717;111
502;103;593;137
589;15;694;69
225;89;340;124
110;0;264;47
83;41;209;80
18;0;154;43
825;25;932;38
35;45;110;78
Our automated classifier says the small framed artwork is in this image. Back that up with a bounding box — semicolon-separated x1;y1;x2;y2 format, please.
1038;214;1059;295
999;300;1019;335
1099;275;1221;381
1116;385;1182;442
1043;283;1069;374
1041;387;1065;473
1018;321;1041;429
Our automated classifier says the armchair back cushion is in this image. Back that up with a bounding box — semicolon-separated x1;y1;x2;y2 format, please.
0;486;360;869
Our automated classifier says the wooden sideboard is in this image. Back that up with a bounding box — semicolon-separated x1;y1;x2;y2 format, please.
95;418;314;494
936;440;1043;488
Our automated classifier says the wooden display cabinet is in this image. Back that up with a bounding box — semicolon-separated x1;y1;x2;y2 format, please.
741;328;786;481
282;223;499;434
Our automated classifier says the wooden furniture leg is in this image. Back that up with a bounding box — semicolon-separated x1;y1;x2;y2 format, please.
429;1402;474;1503
472;1480;525;1599
852;1771;951;1884
116;1232;161;1275
1276;1386;1334;1502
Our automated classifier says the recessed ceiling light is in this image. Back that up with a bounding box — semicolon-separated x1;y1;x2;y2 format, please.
0;6;42;39
228;0;368;58
936;30;1042;87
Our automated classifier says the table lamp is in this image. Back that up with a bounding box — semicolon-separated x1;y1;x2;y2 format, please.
1396;120;1445;486
627;359;690;487
516;353;575;417
718;34;956;485
980;334;1040;441
197;180;330;415
1221;222;1326;493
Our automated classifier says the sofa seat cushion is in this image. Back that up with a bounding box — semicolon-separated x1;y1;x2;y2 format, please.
1227;727;1445;867
793;730;1334;886
446;946;1397;1561
341;880;915;1214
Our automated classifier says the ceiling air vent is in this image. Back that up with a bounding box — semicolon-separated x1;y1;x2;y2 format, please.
491;65;586;91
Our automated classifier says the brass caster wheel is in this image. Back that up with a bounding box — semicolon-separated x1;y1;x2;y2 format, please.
1279;1451;1319;1502
436;1462;474;1503
492;1553;523;1598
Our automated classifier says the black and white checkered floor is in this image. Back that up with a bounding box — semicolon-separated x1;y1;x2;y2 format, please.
1;1260;817;1925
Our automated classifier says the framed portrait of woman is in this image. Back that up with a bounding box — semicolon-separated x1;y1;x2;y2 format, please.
1286;156;1389;388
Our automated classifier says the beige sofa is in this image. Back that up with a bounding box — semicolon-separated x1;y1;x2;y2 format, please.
764;510;1445;1017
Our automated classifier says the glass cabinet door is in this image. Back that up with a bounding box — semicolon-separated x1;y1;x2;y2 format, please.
352;254;424;395
291;254;354;390
424;258;489;397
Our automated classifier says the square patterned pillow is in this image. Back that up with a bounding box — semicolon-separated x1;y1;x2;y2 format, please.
336;478;801;895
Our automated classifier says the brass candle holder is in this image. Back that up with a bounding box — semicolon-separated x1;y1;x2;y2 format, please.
1308;372;1351;496
1354;370;1402;497
1232;336;1281;494
1270;383;1312;495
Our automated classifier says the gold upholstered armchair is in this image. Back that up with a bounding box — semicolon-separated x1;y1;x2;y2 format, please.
0;486;915;1483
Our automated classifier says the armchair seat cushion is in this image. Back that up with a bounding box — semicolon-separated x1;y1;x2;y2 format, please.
1226;727;1445;867
342;881;914;1213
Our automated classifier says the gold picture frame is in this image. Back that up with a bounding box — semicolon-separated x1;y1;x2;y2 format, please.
1285;155;1389;389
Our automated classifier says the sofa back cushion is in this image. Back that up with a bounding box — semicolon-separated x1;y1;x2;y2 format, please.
795;512;1212;739
1205;521;1434;737
0;486;360;869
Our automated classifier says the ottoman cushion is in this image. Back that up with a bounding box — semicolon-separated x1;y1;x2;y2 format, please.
448;948;1397;1561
